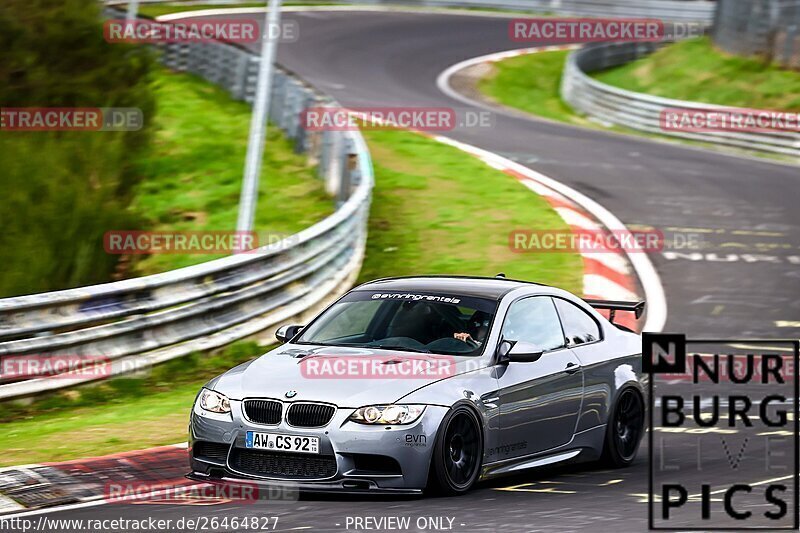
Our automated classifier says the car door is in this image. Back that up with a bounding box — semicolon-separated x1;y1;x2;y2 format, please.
553;297;607;430
495;296;584;459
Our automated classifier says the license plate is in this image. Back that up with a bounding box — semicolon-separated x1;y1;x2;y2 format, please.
245;431;320;454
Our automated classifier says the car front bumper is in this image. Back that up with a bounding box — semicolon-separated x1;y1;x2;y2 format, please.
188;400;449;492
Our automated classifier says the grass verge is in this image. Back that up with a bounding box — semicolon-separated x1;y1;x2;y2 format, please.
480;39;800;119
592;37;800;112
360;128;582;291
130;68;332;275
477;38;800;160
0;342;267;466
477;49;588;125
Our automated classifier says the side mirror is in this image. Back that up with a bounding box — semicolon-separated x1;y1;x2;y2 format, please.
497;340;543;363
497;340;513;363
276;324;303;344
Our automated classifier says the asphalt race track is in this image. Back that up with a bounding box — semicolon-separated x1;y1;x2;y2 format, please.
269;11;800;340
16;10;800;533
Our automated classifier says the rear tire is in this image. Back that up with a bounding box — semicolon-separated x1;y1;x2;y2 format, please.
427;405;483;496
601;387;645;468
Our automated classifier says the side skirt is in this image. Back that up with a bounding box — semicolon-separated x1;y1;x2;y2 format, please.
481;449;582;479
480;425;606;480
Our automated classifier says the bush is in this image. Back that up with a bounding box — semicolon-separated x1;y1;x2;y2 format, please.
0;0;155;296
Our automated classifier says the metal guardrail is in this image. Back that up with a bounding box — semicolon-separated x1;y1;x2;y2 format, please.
0;11;374;399
106;0;716;23
561;41;800;158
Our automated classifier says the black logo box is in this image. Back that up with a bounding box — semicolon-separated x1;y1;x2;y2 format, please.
644;334;800;531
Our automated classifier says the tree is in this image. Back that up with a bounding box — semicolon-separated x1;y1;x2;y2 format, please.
0;0;155;296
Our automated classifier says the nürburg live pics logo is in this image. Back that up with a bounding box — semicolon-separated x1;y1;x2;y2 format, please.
644;333;799;530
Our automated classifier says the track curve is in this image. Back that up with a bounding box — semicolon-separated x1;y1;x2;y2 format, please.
270;10;800;340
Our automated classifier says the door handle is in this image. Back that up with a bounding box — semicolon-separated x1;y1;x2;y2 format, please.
564;362;580;374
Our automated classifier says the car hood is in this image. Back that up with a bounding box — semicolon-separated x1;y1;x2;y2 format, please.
210;344;490;407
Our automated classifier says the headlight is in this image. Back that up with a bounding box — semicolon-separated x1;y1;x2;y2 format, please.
349;405;426;425
198;388;231;414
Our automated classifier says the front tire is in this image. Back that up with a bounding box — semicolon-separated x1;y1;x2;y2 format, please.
601;387;645;467
427;405;483;496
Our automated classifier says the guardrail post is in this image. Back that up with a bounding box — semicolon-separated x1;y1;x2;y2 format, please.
286;83;299;140
282;80;298;135
269;73;286;123
231;49;250;101
339;137;359;205
318;129;332;181
294;90;315;155
325;132;343;198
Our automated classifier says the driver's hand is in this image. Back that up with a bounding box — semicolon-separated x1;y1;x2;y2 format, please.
454;332;474;343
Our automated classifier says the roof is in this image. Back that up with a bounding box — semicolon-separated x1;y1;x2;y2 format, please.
354;275;547;300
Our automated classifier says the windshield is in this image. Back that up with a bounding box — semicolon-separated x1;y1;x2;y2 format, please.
296;291;498;356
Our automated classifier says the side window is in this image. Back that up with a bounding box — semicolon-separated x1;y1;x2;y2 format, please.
501;297;564;352
554;298;601;346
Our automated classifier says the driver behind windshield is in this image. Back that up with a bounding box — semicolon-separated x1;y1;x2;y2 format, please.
453;310;491;347
295;292;498;355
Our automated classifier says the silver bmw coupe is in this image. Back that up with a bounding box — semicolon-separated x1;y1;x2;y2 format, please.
188;276;646;495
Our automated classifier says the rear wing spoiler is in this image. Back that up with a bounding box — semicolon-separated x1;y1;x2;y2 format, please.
584;299;646;323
